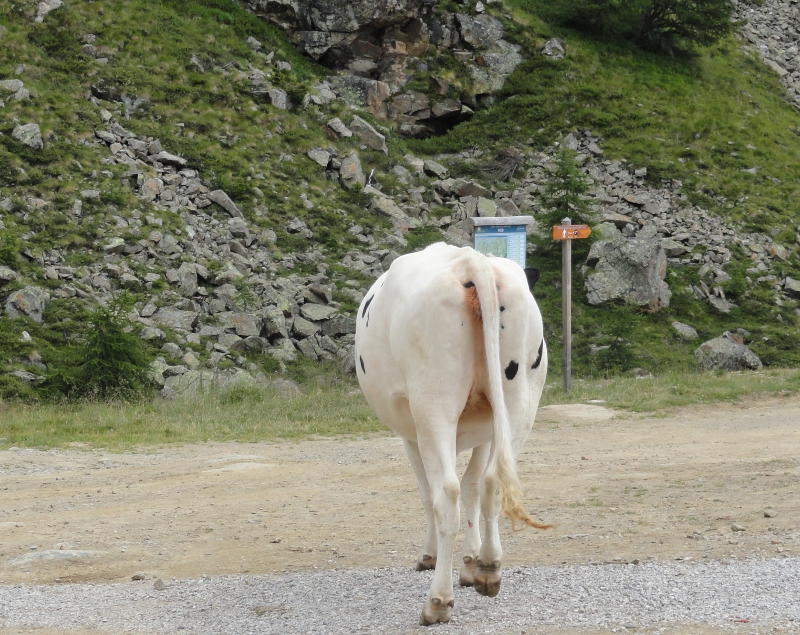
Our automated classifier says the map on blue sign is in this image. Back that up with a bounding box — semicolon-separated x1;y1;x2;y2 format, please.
474;225;527;268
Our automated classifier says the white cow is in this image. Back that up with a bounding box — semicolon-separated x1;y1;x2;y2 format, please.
355;242;550;626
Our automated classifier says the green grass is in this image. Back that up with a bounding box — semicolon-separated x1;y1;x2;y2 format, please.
0;381;383;450
413;12;800;233
540;367;800;412
0;368;797;450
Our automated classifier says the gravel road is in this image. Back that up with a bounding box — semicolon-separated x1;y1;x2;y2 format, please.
2;557;798;634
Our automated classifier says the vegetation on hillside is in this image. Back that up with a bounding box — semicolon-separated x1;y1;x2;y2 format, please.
0;0;798;403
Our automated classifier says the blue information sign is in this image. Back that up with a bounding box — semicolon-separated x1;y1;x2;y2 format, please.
471;216;534;269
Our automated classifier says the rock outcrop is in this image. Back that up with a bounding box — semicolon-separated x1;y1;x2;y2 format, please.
736;0;800;110
248;0;523;136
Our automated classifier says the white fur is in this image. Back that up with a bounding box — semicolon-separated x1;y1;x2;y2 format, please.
355;243;548;625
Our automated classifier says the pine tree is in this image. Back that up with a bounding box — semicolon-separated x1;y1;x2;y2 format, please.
540;149;591;228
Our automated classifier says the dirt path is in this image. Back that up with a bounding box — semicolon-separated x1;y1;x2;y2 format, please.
1;395;798;588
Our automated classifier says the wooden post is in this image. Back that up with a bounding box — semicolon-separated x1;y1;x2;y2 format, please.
561;216;572;393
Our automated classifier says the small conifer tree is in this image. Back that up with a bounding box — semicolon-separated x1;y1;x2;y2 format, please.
540;149;591;227
52;294;153;399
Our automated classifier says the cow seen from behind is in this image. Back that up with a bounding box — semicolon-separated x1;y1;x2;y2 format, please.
354;242;550;626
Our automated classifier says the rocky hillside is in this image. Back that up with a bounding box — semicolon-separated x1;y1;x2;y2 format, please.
1;0;799;399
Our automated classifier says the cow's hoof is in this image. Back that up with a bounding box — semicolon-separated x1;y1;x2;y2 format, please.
415;554;437;571
419;597;453;626
459;555;477;587
474;559;502;598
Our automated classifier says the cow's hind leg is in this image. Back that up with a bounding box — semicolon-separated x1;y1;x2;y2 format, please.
459;442;489;587
474;470;503;598
403;440;438;571
415;429;460;626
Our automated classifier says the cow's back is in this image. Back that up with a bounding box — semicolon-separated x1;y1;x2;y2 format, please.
355;243;545;447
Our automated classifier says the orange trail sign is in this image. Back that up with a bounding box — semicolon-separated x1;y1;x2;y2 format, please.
552;224;591;240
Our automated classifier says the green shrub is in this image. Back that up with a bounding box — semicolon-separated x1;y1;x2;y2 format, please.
532;0;735;53
49;296;154;399
540;149;591;227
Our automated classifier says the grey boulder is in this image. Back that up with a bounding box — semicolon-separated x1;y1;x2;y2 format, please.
5;286;50;323
12;123;43;150
585;236;671;311
695;333;762;371
206;190;243;218
672;321;699;341
349;115;387;154
340;153;366;190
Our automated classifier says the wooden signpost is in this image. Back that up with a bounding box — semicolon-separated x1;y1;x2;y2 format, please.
552;218;591;393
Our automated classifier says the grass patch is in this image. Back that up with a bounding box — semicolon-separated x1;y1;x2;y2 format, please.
540;367;800;412
1;368;797;450
0;380;383;450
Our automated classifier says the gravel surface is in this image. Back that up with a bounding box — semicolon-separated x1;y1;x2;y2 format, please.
1;557;799;634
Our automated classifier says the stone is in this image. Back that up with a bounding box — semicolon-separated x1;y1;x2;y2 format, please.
542;38;565;59
207;190;243;218
183;351;201;369
295;338;318;360
456;14;504;48
300;304;337;321
263;308;288;339
661;239;687;258
0;266;17;283
349;115;387;154
217;312;263;337
35;0;62;22
371;195;411;224
103;237;126;254
266;88;290;110
292;316;320;339
246;36;262;51
162;370;218;396
12;123;43;150
231;336;268;353
5;286;49;323
140;327;167;342
307;148;331;167
340;153;366;190
476;197;497;217
695;333;762;372
672;321;699;341
161;342;182;359
423;159;448;178
286;217;309;234
327;118;353;138
784;277;800;297
708;296;732;314
154;151;187;167
585;236;671;311
140;178;163;202
0;79;24;93
10;370;44;384
149;308;198;332
764;509;778;518
177;262;198;297
154;578;166;590
164;365;188;378
328;76;390;116
321;314;356;336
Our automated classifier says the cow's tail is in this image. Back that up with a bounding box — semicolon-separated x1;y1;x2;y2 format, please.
470;253;552;532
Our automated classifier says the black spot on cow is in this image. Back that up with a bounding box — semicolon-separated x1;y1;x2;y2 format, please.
505;360;519;380
499;306;505;312
524;268;541;290
531;340;544;369
361;295;374;319
360;355;366;374
463;281;475;288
